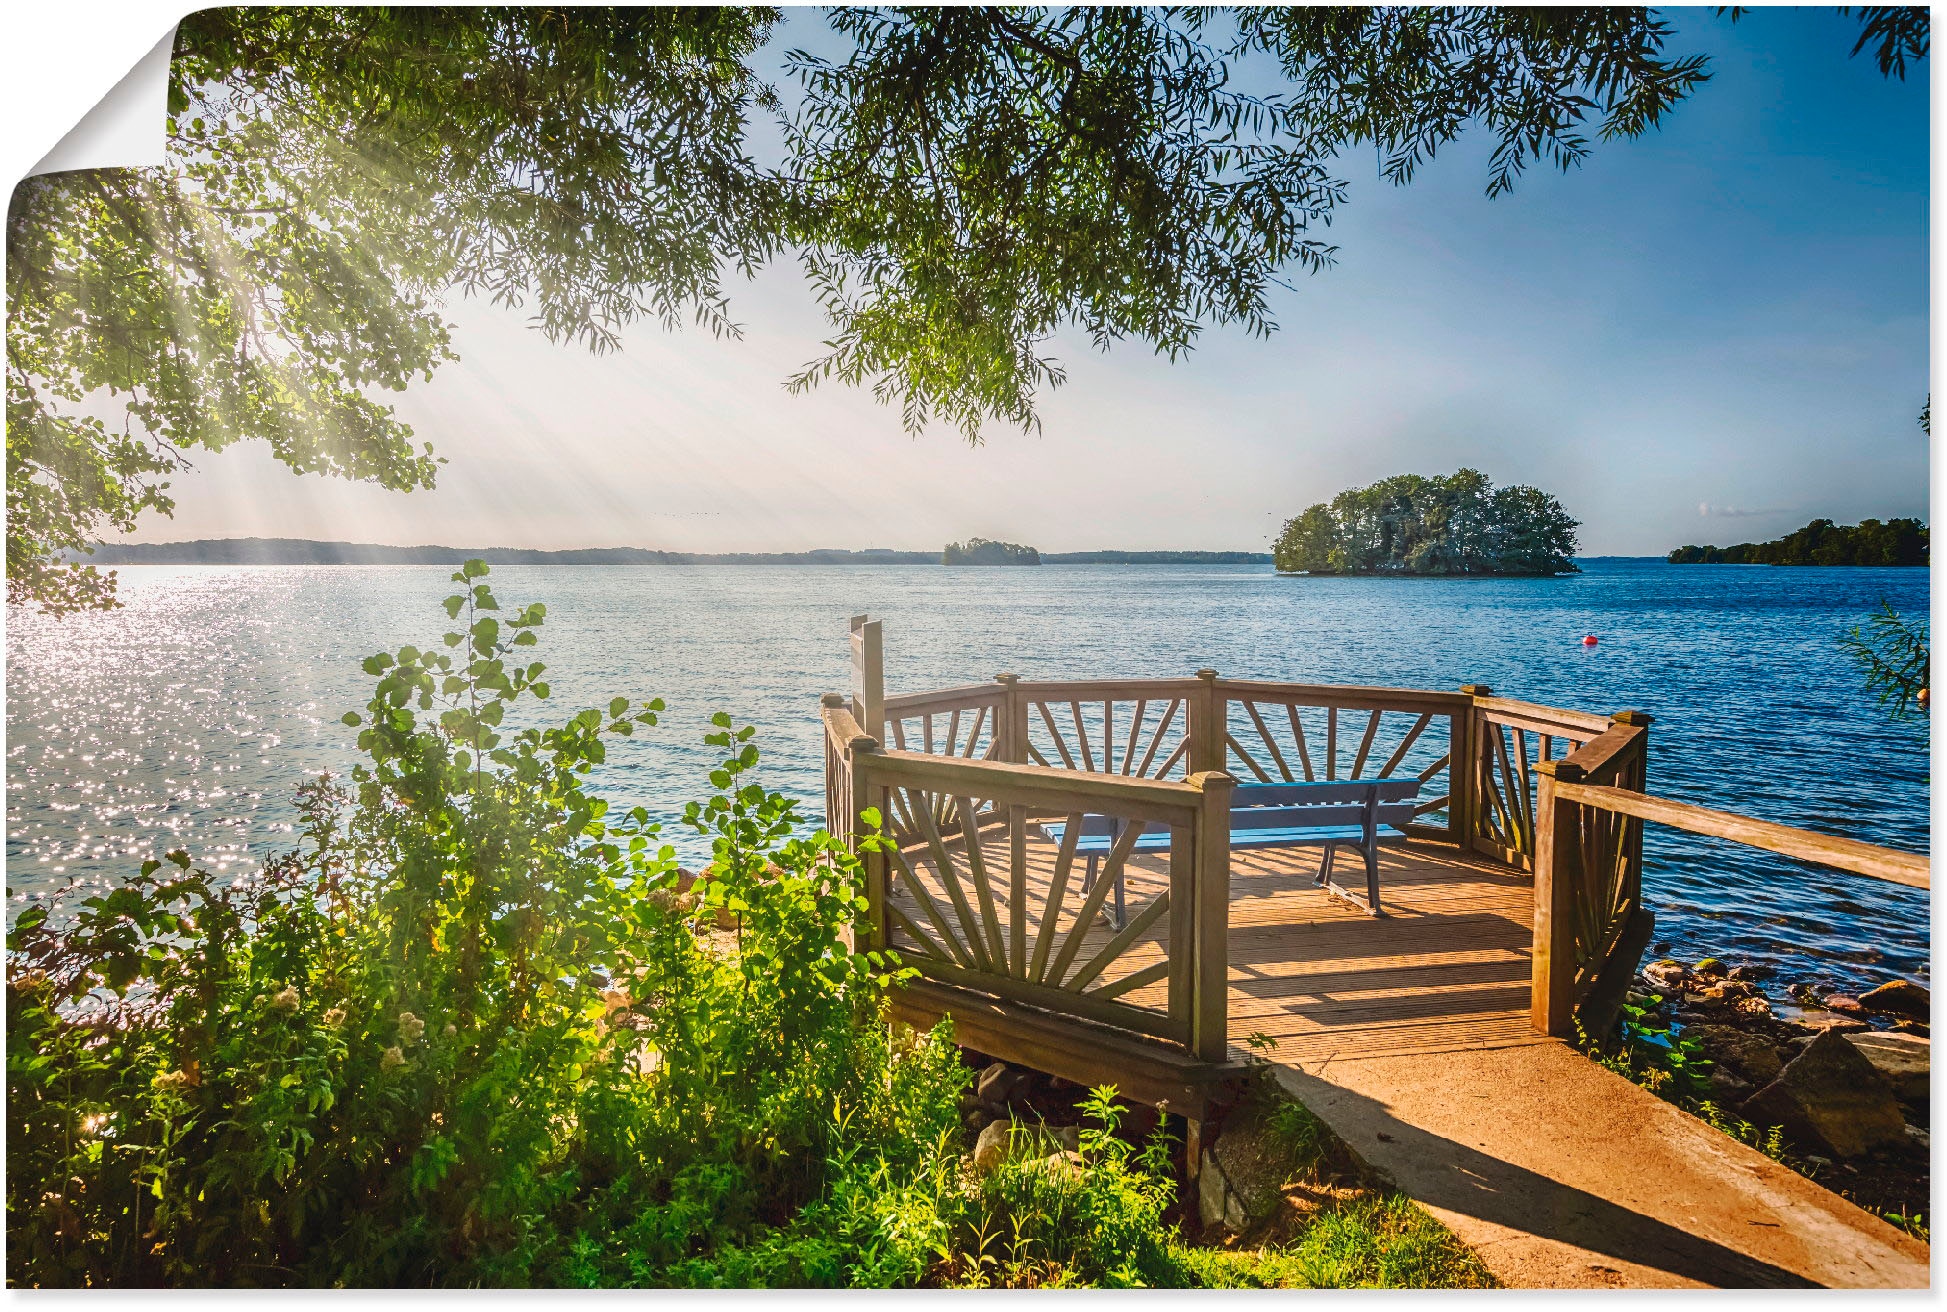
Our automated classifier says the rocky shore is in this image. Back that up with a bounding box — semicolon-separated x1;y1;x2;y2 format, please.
1625;956;1929;1228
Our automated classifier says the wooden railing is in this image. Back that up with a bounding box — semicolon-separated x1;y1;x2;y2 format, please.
846;659;1928;1050
1529;719;1930;1036
826;696;1234;1060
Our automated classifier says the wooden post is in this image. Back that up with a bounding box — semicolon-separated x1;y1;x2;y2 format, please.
995;672;1026;763
1457;684;1492;852
1190;669;1224;774
1609;711;1654;919
849;615;884;743
1188;769;1235;1062
1530;756;1581;1036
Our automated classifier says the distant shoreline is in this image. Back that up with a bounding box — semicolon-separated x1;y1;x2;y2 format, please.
69;538;1276;567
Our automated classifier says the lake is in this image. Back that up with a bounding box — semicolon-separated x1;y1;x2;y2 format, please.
5;558;1929;990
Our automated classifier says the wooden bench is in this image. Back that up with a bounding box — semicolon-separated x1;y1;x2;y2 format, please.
1042;778;1421;921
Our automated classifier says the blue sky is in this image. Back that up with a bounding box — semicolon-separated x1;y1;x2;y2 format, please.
145;7;1929;556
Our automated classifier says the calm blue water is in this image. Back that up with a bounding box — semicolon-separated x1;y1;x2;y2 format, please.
4;559;1929;990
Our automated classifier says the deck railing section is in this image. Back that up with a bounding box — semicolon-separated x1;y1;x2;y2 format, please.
1529;715;1652;1034
827;693;1235;1060
845;658;1927;1050
1216;678;1467;842
1531;723;1929;1037
1461;686;1615;868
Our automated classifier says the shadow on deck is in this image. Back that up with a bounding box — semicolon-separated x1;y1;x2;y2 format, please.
1223;841;1542;1065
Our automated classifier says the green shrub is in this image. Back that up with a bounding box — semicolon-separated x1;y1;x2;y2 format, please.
6;562;959;1287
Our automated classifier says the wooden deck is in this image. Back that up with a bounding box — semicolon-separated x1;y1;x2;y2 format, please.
1225;840;1542;1064
885;830;1542;1068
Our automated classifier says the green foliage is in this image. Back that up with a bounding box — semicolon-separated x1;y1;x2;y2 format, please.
4;561;951;1286
1181;1194;1494;1289
1669;517;1929;566
20;7;1921;609
1842;599;1930;720
1273;468;1580;576
8;8;781;611
941;538;1041;567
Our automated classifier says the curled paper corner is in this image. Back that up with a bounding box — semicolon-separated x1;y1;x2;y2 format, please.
29;27;178;179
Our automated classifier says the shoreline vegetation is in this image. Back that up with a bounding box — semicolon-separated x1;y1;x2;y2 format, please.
1668;517;1928;566
7;563;1489;1288
1272;470;1579;577
68;539;1274;568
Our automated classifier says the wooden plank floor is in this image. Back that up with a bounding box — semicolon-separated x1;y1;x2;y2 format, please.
1226;842;1545;1065
885;829;1542;1064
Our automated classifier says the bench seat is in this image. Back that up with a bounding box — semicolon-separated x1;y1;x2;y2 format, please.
1039;777;1420;922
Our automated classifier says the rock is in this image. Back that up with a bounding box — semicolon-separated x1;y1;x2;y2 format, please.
1729;964;1771;982
1893;1018;1930;1035
1708;1065;1754;1101
1858;980;1930;1021
1904;1124;1930;1151
1734;995;1773;1018
1788;1011;1870;1035
1625;990;1657;1008
1786;982;1819;1005
973;1120;1011;1174
1199;1148;1249;1232
1822;994;1869;1017
1691;1025;1785;1085
1033;1149;1086;1181
1643;959;1690;993
1693;958;1728;979
1740;1029;1907;1159
1844;1031;1929;1103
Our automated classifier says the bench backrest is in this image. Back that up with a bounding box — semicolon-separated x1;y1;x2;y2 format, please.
1233;778;1419;807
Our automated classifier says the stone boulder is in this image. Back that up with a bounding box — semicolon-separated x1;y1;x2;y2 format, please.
1858;979;1930;1021
976;1061;1030;1109
1642;959;1690;993
973;1120;1011;1174
1821;994;1869;1017
1690;1025;1785;1085
1845;1030;1929;1104
972;1118;1081;1176
1739;1029;1907;1159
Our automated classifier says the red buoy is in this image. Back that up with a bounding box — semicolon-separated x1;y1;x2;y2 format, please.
1581;634;1599;646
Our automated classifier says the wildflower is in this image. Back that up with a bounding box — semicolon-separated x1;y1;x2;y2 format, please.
272;985;300;1012
397;1010;426;1042
321;1007;346;1027
380;1046;406;1071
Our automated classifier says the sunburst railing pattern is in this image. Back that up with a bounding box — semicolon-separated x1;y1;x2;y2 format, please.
850;669;1656;1054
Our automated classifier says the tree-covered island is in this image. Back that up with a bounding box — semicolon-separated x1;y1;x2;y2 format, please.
1669;517;1928;566
1272;469;1579;576
943;538;1041;566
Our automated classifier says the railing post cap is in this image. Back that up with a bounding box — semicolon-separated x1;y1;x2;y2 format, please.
994;672;1018;685
1189;769;1237;788
1460;683;1493;696
846;733;881;752
1195;668;1219;682
820;692;848;708
1537;759;1583;782
1611;709;1655;726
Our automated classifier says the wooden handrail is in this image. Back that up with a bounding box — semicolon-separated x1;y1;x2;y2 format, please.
1553;782;1930;890
864;746;1205;820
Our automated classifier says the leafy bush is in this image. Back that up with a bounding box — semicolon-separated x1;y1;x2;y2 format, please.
6;562;958;1287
